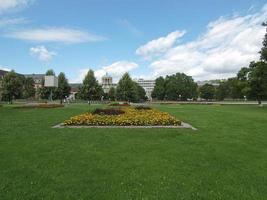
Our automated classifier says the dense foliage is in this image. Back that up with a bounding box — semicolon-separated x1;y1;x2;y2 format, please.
55;72;71;104
152;73;198;101
199;84;215;100
22;77;35;99
1;71;35;102
1;70;24;103
77;69;103;102
107;87;116;101
116;73;146;102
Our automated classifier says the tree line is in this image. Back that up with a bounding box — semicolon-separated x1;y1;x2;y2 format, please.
76;70;147;103
0;68;147;103
0;70;71;104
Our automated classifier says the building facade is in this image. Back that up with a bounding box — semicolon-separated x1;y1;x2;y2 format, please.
101;74;117;93
134;79;155;100
24;74;45;90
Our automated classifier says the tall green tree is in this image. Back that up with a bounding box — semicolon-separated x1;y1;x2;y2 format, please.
133;82;147;102
215;81;229;100
227;78;243;99
152;76;165;100
246;61;267;105
78;70;103;102
165;73;198;101
1;70;23;103
199;83;215;100
116;73;137;102
55;72;71;104
260;21;267;62
23;77;35;99
107;87;116;101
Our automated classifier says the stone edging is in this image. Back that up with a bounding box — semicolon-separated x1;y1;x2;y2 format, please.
52;122;197;131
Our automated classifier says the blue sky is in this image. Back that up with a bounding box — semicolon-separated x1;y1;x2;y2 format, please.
0;0;267;82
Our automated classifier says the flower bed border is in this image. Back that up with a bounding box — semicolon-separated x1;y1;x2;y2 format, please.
52;122;197;131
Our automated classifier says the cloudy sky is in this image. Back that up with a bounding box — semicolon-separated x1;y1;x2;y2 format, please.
0;0;267;82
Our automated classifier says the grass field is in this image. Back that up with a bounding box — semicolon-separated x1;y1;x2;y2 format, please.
1;104;267;199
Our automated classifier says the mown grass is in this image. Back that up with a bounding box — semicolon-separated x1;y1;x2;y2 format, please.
0;104;267;199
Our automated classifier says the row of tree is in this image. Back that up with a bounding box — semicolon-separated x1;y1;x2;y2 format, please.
152;73;198;101
77;70;147;103
151;60;267;104
0;68;147;103
0;69;71;104
0;71;35;102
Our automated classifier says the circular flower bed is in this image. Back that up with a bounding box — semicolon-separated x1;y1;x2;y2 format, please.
64;107;181;126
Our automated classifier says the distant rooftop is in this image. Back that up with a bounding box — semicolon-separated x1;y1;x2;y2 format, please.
0;69;9;77
24;74;45;79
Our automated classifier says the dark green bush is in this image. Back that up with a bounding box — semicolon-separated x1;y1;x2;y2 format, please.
134;106;152;110
92;108;125;115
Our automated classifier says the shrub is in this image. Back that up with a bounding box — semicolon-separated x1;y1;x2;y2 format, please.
92;108;125;115
134;106;151;110
64;107;181;126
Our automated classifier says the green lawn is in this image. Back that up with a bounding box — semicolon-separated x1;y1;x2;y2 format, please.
0;104;267;200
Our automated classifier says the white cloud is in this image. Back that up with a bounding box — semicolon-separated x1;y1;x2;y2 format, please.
95;61;138;82
0;17;28;27
30;46;56;62
7;27;106;43
0;65;11;71
137;4;267;80
72;61;138;83
136;30;186;59
0;0;32;14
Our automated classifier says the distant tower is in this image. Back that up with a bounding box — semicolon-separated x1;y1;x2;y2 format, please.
102;72;112;86
101;73;113;93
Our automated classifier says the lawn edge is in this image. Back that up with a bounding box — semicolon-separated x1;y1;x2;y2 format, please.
52;122;197;131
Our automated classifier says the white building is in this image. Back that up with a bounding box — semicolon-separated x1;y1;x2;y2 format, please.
135;79;155;100
101;73;116;93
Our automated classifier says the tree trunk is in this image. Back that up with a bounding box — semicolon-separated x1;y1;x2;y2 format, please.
60;98;63;104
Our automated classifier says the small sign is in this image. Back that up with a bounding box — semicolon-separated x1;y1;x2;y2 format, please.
45;75;58;87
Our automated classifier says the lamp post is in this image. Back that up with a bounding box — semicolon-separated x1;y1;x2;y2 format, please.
179;94;182;101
